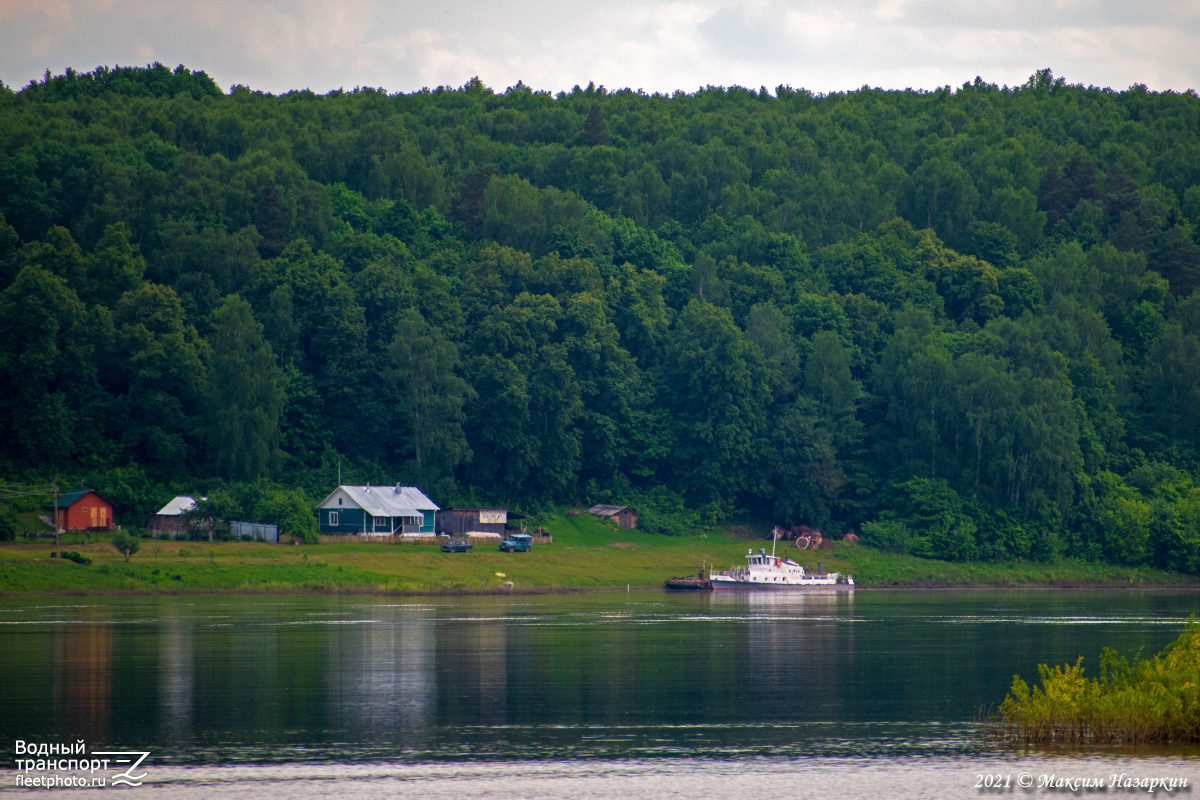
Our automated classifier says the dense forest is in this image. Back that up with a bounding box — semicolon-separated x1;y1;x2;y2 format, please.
2;63;1200;566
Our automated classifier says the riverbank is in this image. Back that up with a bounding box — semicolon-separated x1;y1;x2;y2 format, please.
1;512;1197;596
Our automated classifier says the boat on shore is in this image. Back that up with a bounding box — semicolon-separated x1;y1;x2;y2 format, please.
709;530;853;591
664;560;713;591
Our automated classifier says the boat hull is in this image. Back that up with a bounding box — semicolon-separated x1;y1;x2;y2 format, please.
664;577;713;591
710;577;853;591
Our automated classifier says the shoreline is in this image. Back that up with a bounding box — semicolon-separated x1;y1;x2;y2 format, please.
4;512;1200;597
2;580;1199;599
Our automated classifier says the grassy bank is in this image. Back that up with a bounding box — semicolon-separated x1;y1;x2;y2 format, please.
1;512;1198;596
992;622;1200;746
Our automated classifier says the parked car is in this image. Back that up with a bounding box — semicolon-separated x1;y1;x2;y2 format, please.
499;533;533;553
441;538;473;553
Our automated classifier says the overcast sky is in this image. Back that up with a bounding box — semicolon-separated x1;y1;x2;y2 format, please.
2;0;1199;96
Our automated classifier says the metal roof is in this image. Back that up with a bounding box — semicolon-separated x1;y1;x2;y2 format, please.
588;504;631;516
46;488;108;509
317;485;439;517
155;496;199;516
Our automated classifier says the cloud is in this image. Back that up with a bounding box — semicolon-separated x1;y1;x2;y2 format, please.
0;0;1198;94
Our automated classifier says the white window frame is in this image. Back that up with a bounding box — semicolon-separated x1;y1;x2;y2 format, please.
329;511;339;526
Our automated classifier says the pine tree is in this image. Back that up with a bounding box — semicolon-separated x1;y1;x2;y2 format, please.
584;104;609;147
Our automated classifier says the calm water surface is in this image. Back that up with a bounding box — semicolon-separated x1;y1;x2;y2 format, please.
1;590;1198;797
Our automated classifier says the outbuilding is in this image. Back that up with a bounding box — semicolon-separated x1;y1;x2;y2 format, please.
435;508;509;536
316;484;439;536
149;495;200;538
47;488;114;531
587;504;638;529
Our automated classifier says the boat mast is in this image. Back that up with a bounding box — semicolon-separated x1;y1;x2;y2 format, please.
771;526;778;559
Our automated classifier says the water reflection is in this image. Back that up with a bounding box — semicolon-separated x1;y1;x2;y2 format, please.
0;591;1194;762
160;603;194;736
52;606;113;744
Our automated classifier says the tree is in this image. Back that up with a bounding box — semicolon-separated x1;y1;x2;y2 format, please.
1143;325;1200;444
0;265;89;465
898;157;979;249
205;295;287;481
111;530;140;562
584;104;610;147
388;308;474;487
85;223;145;306
113;283;209;473
0;505;16;542
665;300;771;504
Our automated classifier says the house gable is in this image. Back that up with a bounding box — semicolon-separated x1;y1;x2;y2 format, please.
316;485;438;535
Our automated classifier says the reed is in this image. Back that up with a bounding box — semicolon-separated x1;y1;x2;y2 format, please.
993;620;1200;745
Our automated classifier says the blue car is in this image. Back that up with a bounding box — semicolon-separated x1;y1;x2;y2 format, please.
499;533;532;553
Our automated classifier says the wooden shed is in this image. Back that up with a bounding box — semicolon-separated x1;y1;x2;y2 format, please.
149;495;199;538
436;508;509;536
47;488;114;531
588;504;638;529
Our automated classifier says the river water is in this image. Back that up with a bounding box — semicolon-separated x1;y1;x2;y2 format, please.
1;590;1197;797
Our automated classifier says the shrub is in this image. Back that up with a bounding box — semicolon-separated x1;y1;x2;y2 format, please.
859;520;909;554
111;531;140;562
62;550;92;565
0;505;16;542
996;619;1200;745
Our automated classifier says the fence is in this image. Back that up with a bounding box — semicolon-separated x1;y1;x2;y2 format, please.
298;533;554;545
231;521;278;543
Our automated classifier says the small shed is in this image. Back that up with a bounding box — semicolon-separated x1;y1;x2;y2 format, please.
150;496;201;538
46;488;114;531
436;508;508;536
588;504;638;529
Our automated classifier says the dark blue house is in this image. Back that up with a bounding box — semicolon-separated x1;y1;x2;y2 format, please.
316;484;438;536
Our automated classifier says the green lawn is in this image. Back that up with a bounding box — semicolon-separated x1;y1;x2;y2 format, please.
1;511;1197;595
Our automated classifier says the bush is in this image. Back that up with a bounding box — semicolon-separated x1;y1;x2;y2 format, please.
998;620;1200;744
111;530;140;562
62;550;92;565
0;505;16;542
859;520;909;554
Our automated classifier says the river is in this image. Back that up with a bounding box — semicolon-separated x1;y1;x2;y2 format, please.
1;590;1197;797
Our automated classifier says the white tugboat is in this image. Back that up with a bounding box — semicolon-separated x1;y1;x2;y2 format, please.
709;529;853;591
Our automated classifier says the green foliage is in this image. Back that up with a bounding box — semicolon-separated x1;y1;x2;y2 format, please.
62;550;91;565
4;65;1200;573
205;295;286;481
0;504;15;541
998;621;1200;744
111;530;140;562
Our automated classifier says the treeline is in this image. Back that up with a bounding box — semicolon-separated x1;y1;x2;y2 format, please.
2;64;1200;566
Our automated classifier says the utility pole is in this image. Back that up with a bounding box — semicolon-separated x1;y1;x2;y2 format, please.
53;476;61;548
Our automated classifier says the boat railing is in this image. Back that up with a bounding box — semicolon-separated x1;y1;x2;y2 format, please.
712;566;748;580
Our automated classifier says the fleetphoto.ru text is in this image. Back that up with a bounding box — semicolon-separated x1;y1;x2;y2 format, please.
12;739;149;789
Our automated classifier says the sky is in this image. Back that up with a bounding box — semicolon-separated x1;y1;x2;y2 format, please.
2;0;1200;96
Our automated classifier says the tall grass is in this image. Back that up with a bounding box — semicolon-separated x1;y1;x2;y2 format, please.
994;620;1200;745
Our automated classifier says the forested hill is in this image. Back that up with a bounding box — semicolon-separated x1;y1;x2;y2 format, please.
2;63;1200;567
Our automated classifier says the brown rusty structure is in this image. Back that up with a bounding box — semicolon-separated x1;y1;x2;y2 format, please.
588;504;638;529
435;508;510;536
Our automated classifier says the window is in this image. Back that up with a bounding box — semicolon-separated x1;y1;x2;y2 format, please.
329;511;339;526
375;516;388;527
338;498;343;506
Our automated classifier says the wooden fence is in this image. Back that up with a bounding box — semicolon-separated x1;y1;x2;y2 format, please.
286;533;554;545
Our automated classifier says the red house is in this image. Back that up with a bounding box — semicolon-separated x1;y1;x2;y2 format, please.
47;488;114;531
